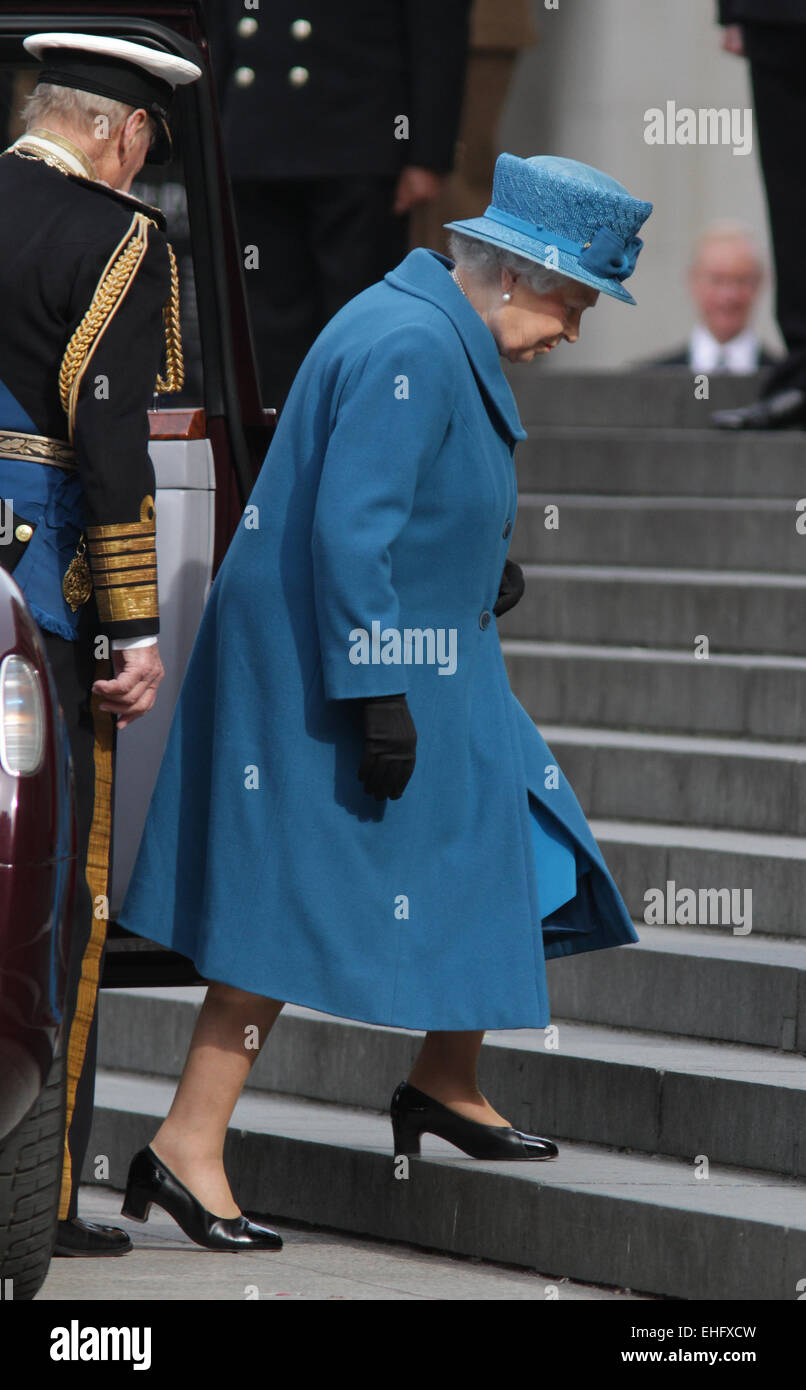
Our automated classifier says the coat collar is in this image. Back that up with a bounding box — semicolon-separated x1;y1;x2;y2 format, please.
384;248;528;443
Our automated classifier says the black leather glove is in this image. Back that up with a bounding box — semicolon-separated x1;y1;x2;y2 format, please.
493;558;525;617
358;694;417;801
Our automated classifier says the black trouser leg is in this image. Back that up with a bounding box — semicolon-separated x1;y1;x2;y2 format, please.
40;601;115;1222
308;174;410;324
231;175;409;413
231;178;320;412
745;22;806;393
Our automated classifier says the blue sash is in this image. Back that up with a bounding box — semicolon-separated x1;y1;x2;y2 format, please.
0;379;85;639
0;456;85;639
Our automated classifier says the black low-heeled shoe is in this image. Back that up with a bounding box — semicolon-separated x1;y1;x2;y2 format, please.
120;1146;283;1251
390;1080;559;1160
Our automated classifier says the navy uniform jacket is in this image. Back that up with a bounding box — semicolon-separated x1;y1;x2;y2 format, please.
718;1;806;21
0;151;170;640
203;0;471;180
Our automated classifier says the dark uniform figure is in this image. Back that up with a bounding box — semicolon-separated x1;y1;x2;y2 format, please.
714;1;806;427
204;0;471;409
0;31;201;1256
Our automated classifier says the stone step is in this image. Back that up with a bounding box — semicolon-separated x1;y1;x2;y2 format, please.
540;725;806;836
499;564;806;657
97;989;806;1179
592;820;806;945
510;495;805;573
573;924;803;1049
504;367;769;428
503;640;806;741
515;427;806;498
89;1067;806;1300
548;921;806;1051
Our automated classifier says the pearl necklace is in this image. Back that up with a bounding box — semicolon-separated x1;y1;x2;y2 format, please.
451;267;468;298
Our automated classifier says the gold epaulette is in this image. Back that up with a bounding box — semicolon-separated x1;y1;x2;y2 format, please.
58;210;184;442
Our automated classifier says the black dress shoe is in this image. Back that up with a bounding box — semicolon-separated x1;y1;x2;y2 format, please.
121;1146;282;1251
54;1217;133;1257
711;387;806;430
390;1080;559;1160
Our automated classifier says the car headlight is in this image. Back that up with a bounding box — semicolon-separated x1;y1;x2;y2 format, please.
0;653;46;776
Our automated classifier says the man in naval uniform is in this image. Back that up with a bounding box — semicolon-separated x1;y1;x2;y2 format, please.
0;32;201;1257
203;0;471;410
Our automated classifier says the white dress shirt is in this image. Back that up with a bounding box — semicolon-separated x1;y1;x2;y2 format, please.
110;635;158;650
688;324;760;373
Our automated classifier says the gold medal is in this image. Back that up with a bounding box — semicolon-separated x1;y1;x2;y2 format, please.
62;534;93;610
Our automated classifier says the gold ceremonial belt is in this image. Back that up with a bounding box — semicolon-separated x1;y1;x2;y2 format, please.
0;428;77;470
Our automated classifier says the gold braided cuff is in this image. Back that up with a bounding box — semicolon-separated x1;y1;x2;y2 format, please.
86;494;158;624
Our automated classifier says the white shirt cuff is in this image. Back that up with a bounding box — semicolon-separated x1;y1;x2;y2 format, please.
110;635;159;650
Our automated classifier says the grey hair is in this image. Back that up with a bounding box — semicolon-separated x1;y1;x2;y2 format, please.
21;82;156;146
690;219;764;269
446;228;575;294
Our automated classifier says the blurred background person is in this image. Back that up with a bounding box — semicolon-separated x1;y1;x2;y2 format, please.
409;0;538;255
643;220;777;372
204;0;471;411
712;1;806;427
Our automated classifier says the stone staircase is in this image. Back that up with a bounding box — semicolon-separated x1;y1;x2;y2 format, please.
89;369;806;1300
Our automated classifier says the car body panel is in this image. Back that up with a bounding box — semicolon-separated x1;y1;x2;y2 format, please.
109;438;216;920
0;568;75;1139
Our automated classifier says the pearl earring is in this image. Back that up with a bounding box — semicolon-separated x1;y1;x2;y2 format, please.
502;291;512;302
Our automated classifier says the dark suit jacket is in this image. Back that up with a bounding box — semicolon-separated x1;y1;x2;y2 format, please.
642;341;779;369
718;1;806;23
203;0;471;180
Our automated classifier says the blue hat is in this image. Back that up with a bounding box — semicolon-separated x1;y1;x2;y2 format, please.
444;153;653;305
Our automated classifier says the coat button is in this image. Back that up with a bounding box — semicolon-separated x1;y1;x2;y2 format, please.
288;65;309;86
479;610;491;630
237;16;258;36
291;18;312;39
234;66;255;87
502;519;512;538
14;523;33;542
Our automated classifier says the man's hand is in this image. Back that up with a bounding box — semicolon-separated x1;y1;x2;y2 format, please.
92;644;164;729
721;23;744;56
393;166;445;214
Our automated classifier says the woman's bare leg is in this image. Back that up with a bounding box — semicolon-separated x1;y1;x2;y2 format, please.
407;1030;511;1126
148;982;285;1217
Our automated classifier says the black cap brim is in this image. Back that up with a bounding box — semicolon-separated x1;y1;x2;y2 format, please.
38;52;175;164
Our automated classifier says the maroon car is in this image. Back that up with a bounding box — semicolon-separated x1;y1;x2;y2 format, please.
0;564;75;1300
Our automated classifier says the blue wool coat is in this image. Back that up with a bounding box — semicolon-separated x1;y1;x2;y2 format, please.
118;247;639;1030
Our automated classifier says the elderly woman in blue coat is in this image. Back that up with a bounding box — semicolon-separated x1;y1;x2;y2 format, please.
116;154;653;1251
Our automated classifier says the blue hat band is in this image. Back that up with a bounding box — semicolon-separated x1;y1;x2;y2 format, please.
481;205;641;282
